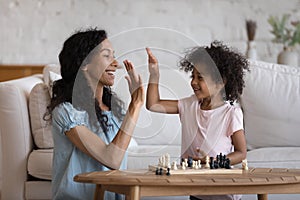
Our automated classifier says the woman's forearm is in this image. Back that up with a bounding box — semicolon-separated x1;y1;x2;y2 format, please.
66;103;142;169
106;101;142;168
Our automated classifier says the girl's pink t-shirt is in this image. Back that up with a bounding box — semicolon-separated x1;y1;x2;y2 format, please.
178;95;244;158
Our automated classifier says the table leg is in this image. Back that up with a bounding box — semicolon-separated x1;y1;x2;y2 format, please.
257;194;268;200
126;186;140;200
94;184;105;200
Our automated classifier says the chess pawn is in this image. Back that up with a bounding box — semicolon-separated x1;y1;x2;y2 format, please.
181;161;186;170
192;160;196;169
172;161;178;170
194;162;199;169
166;168;171;176
184;158;188;168
198;160;202;169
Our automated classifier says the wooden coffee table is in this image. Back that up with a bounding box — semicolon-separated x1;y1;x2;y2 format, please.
74;168;300;200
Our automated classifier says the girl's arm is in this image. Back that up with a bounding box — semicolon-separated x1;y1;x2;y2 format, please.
146;47;179;114
226;129;247;165
65;61;144;170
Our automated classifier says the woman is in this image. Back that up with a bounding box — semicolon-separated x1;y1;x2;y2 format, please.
46;28;144;200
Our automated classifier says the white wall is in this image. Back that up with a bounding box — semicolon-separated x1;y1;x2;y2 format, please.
1;0;300;65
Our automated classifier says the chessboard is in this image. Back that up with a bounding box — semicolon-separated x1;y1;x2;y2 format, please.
148;153;248;175
148;164;243;175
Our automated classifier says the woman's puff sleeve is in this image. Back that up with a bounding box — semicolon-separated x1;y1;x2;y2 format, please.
52;102;89;134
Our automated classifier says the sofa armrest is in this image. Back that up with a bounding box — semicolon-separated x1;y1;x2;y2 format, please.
0;75;43;200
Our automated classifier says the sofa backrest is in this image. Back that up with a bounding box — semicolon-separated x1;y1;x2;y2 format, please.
241;60;300;150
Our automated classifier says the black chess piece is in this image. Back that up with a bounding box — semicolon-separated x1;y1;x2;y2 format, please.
213;160;219;169
216;154;220;163
188;156;193;168
159;168;163;175
166;168;171;176
224;158;231;169
155;168;159;175
220;153;225;168
209;157;214;169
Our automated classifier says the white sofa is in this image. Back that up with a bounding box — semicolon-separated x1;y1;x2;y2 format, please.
0;60;300;200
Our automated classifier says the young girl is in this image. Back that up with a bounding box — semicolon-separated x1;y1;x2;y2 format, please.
145;41;249;200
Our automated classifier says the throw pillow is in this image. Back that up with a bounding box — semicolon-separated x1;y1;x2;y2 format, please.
29;83;53;148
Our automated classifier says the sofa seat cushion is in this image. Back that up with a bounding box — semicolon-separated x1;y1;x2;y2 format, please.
247;147;300;168
127;145;181;169
27;149;53;180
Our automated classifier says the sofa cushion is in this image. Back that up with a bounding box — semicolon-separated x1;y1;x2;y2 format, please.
29;83;53;148
241;61;300;150
27;149;53;180
246;147;300;169
43;64;61;97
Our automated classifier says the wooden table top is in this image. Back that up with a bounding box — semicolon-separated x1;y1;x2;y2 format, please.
74;168;300;187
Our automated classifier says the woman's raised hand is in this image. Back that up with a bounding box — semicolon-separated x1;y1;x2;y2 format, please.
146;47;159;78
123;60;144;107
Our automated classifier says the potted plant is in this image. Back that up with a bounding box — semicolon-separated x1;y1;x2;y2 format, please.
268;14;300;67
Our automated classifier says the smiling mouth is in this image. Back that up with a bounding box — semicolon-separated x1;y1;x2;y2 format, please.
105;70;116;76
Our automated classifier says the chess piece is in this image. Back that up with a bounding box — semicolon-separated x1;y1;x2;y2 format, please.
172;161;178;170
219;153;224;168
198;160;202;169
224;158;231;169
242;159;249;171
194;161;199;169
205;156;210;169
209;157;214;169
204;156;210;169
188;156;193;168
184;158;188;168
155;168;159;175
181;161;186;170
166;168;171;176
165;153;170;168
162;155;166;167
214;160;219;169
159;168;163;175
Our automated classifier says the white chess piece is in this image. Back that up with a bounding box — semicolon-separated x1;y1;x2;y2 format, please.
165;153;170;168
162;155;166;167
198;160;202;169
192;160;195;169
158;157;162;167
181;161;186;170
242;159;248;171
205;156;210;169
172;161;177;170
184;158;188;168
195;162;199;169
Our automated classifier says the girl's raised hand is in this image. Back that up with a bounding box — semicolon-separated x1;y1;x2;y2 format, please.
123;60;144;107
146;47;159;78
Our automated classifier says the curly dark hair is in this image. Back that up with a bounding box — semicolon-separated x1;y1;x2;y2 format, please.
179;40;249;104
45;28;125;133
